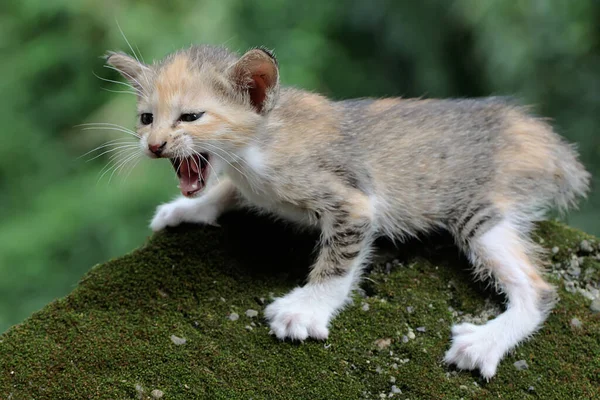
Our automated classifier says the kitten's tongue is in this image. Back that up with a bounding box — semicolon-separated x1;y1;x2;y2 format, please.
173;155;205;197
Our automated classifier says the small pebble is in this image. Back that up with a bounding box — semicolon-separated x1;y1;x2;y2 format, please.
401;335;409;343
228;312;240;321
459;385;468;390
389;376;396;383
375;338;392;350
570;317;583;329
564;281;576;293
170;335;187;345
551;246;559;254
407;330;416;340
362;303;370;311
385;262;392;274
245;309;259;318
391;385;402;394
406;306;414;314
590;298;600;313
416;327;426;333
513;360;528;370
567;265;581;277
528;386;535;392
150;389;164;399
580;240;594;253
245;325;253;331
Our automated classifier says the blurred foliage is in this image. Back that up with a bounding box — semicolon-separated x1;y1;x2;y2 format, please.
0;0;598;332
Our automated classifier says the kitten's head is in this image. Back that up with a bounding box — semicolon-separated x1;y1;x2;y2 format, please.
106;45;279;196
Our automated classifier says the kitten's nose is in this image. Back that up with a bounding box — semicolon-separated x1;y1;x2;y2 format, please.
149;141;167;156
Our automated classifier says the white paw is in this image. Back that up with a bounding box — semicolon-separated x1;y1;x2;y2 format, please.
150;198;220;232
150;202;186;232
265;287;332;341
444;322;504;380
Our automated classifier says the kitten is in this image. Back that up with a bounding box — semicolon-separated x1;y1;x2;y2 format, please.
106;45;590;379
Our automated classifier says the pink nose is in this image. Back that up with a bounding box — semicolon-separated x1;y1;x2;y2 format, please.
148;142;167;156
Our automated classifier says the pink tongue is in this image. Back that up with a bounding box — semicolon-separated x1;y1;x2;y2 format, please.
178;157;202;196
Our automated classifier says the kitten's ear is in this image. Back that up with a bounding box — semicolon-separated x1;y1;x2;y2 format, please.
228;48;279;114
105;51;150;91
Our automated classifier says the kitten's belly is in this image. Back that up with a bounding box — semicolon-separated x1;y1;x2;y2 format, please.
236;184;318;228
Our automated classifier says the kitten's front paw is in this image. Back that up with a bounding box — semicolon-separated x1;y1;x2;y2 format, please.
150;202;186;232
444;322;504;380
150;197;221;232
265;287;331;341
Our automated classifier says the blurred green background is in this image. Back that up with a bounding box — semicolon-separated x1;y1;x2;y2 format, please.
1;0;598;333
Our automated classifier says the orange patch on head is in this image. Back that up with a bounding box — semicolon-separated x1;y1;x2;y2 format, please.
155;54;193;106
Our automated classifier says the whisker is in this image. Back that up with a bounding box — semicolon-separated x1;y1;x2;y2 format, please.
77;138;137;159
115;20;154;92
92;71;145;97
97;148;138;183
191;149;221;185
193;142;253;186
123;153;142;182
108;151;141;184
86;144;140;162
103;65;149;97
100;87;139;96
77;122;138;134
80;126;140;139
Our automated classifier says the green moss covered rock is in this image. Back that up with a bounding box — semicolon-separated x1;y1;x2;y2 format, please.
1;213;599;399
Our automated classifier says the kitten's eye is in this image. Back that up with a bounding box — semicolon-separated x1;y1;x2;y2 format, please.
179;112;204;122
140;113;153;125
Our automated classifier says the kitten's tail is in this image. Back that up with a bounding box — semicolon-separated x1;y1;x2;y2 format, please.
551;140;590;212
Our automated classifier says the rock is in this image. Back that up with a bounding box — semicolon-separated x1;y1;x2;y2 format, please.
407;329;415;340
228;312;240;321
552;246;559;254
170;335;186;345
245;309;259;318
567;265;581;278
362;303;370;311
406;306;414;314
374;338;392;350
1;217;598;399
580;240;594;253
590;298;600;313
391;385;401;394
135;384;145;398
150;389;164;399
564;281;577;293
513;360;528;370
570;318;583;328
416;327;426;333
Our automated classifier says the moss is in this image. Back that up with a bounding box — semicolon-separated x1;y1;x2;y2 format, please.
1;214;598;399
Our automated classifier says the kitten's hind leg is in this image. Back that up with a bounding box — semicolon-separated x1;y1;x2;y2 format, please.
444;218;556;379
150;178;238;231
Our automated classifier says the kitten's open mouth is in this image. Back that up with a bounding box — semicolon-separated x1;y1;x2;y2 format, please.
170;153;210;197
